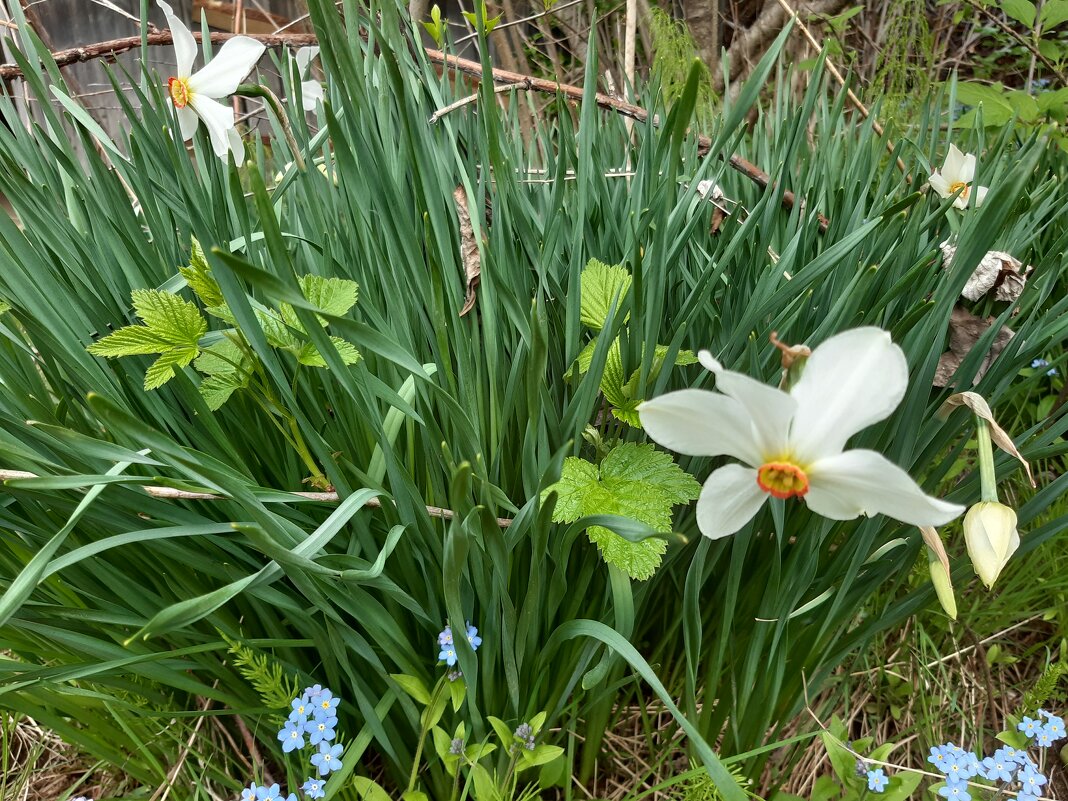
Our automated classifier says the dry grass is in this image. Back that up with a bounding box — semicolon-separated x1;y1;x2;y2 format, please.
1;714;117;801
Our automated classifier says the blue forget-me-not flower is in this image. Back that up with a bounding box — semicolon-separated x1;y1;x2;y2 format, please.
866;768;888;792
310;742;344;776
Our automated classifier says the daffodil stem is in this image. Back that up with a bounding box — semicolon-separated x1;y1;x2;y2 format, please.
236;83;305;171
976;418;998;503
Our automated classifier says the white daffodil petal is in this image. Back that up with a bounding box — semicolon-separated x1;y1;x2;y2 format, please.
301;80;325;112
806;449;964;527
695;464;766;540
789;327;908;462
176;104;200;141
638;389;763;465
227;126;246;164
158;0;196;77
697;349;795;458
928;172;951;199
189;36;266;98
295;46;320;75
958;152;976;184
943;144;965;181
973;186;988;207
188;94;237;158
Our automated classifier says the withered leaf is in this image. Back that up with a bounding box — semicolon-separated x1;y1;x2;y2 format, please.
934;305;1014;388
454;185;482;317
939;391;1035;488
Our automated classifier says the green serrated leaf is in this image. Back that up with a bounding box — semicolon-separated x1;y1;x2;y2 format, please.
301;274;359;317
88;325;175;357
297;337;361;367
131;289;207;346
600;340;627;407
611;401;642;428
144;347;198;390
180;239;225;307
256;308;300;348
541;444;699;580
542;458;598;522
579;259;632;330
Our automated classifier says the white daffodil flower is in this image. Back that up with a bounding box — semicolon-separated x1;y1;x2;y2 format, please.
929;145;989;210
639;327;965;540
963;501;1019;588
295;46;324;112
158;1;266;161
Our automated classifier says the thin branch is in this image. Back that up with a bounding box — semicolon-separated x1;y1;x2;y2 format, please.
0;31;317;80
0;28;830;231
429;79;530;123
773;0;909;178
0;468;514;527
960;0;1067;85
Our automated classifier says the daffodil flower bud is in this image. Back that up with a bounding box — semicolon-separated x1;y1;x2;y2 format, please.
963;501;1019;589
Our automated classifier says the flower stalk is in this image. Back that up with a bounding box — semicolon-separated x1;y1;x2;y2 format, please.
236;83;305;171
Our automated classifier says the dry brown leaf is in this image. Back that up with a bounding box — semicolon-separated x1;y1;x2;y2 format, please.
453;185;482;317
940;241;1032;302
940;391;1036;488
934;305;1015;388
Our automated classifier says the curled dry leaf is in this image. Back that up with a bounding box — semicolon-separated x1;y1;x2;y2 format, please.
453;185;482;317
939;391;1036;488
940;241;1032;302
934;305;1014;388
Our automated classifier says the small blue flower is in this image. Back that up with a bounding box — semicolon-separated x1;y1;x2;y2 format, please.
256;785;282;801
310;742;344;776
240;784;260;801
928;746;949;773
290;698;311;723
995;745;1027;765
979;754;1014;783
301;779;325;800
1038;710;1066;741
867;768;888;792
438;626;453;646
1018;716;1041;738
304;715;337;745
938;779;971;801
449;738;465;756
465;623;482;650
302;684;324;703
1032;359;1049;369
943;750;978;782
439;643;458;666
1019;767;1047;794
313;690;340;717
278;719;306;753
1018;793;1039;801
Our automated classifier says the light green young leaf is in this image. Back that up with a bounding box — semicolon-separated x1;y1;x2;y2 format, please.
422;4;445;46
541;443;699;580
389;672;432;705
353;777;393;801
579;259;632;330
300;274;359;317
1040;0;1068;29
179;239;226;307
1001;0;1036;27
198;372;247;410
296;337;361;367
194;338;251;410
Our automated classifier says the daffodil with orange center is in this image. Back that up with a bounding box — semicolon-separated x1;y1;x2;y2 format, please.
928;144;989;210
158;1;266;161
638;327;965;540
